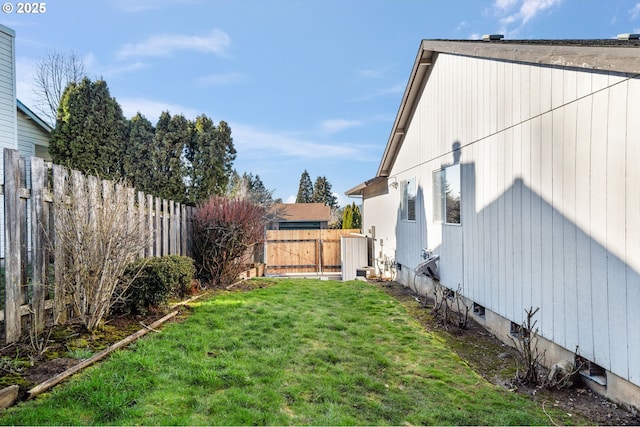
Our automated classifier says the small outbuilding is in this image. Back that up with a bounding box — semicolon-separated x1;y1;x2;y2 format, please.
268;203;332;230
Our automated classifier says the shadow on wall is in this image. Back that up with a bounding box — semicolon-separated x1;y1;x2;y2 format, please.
392;141;639;387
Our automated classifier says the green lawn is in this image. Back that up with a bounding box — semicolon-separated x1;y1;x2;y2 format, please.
0;278;568;425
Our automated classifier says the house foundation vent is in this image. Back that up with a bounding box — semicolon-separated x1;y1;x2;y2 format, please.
473;303;485;317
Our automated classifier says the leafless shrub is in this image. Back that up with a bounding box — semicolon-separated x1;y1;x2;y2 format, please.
52;175;148;332
192;196;266;287
27;304;58;362
432;283;470;332
509;306;546;386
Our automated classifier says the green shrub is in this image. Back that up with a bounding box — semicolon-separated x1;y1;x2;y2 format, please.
119;256;196;314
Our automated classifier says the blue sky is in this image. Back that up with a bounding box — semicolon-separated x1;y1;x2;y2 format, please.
4;0;640;205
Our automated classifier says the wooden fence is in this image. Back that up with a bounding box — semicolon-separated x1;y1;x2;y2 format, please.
265;229;361;275
1;148;194;344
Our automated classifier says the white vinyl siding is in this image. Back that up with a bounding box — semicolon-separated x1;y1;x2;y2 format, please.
0;25;16;259
364;50;640;387
401;178;416;221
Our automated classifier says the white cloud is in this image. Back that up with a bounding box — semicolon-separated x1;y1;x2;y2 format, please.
351;82;405;102
493;0;518;10
455;21;470;32
519;0;562;24
118;97;201;121
79;52;150;79
102;62;148;77
320;119;362;134
197;72;245;86
492;0;562;35
630;2;640;20
232;124;359;160
357;67;389;78
116;29;231;59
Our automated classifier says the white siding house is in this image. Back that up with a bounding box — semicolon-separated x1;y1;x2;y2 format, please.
0;24;17;260
17;99;52;161
347;37;640;410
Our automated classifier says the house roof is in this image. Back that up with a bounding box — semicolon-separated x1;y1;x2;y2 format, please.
270;203;332;222
346;37;640;196
17;99;53;133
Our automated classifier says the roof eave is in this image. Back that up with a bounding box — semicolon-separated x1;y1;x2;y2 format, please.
374;39;640;180
376;41;435;178
345;176;387;197
17;99;53;133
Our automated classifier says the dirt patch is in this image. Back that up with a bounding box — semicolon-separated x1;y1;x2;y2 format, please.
24;358;77;385
373;280;640;426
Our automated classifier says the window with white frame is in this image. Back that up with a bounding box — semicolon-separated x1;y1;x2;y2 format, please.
433;163;461;224
401;178;416;221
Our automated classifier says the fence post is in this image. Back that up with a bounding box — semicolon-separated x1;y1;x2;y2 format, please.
30;156;47;331
4;149;23;343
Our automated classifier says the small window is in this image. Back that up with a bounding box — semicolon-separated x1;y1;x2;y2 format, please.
433;163;461;224
401;178;416;221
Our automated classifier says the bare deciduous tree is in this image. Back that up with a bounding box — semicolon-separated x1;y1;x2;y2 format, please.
53;173;148;332
32;51;86;124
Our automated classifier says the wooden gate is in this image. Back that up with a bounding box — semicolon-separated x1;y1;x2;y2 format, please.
265;229;361;275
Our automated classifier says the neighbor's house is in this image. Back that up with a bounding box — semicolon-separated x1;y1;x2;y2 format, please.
347;36;640;409
267;203;332;230
1;24;53;257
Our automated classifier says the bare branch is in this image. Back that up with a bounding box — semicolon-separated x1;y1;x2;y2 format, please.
32;51;86;124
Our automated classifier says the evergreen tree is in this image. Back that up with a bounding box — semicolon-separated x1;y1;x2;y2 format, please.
351;203;362;229
49;77;127;180
342;204;353;229
342;202;361;229
227;171;274;206
311;175;338;208
187;116;236;204
245;173;274;205
151;112;190;203
296;170;313;203
124;112;155;192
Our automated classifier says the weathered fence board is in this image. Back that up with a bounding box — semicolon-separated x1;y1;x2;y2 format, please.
1;148;194;344
4;149;24;342
265;229;361;275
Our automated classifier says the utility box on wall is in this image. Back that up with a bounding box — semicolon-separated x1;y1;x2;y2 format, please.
340;234;368;281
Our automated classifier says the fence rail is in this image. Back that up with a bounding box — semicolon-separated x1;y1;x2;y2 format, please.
1;148;194;343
